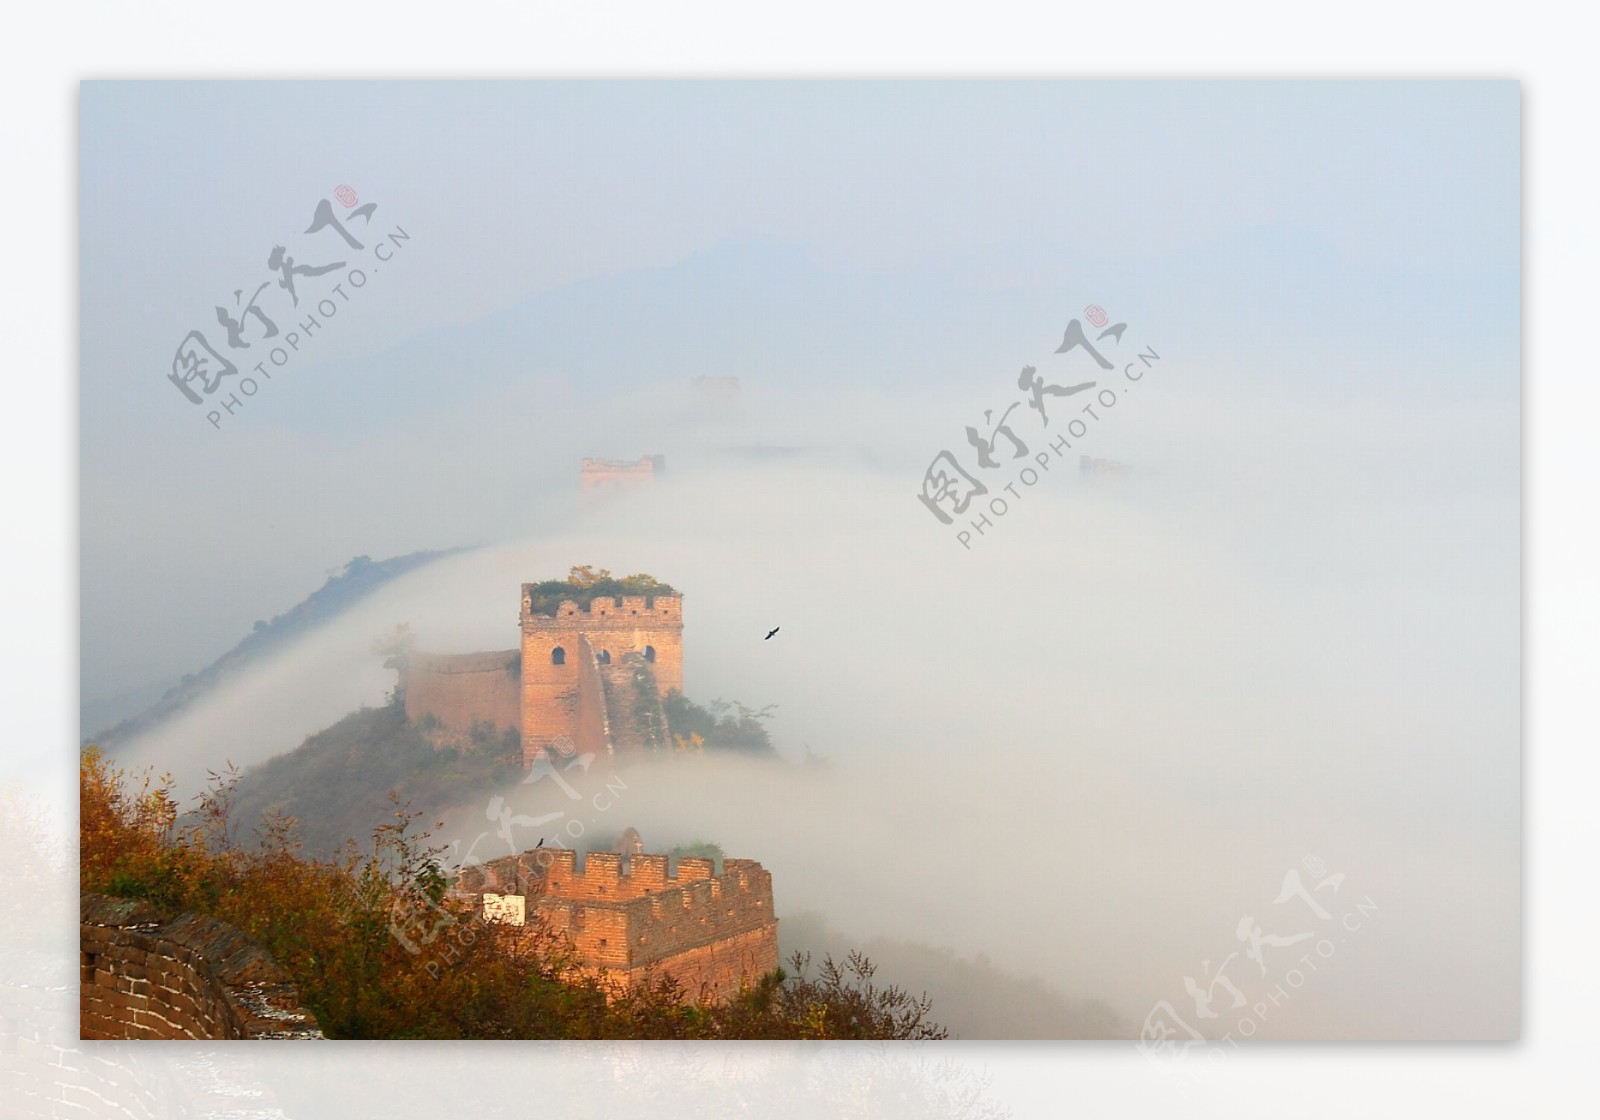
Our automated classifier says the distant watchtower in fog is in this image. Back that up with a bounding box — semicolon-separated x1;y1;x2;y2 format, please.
581;455;664;503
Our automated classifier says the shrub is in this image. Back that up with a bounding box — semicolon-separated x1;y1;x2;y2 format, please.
79;746;943;1040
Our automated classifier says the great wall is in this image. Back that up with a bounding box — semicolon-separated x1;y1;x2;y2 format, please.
391;576;781;998
79;894;321;1041
580;454;664;503
450;833;780;1001
395;580;684;768
83;564;786;1036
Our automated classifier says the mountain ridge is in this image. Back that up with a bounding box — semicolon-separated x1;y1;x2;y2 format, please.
85;547;465;746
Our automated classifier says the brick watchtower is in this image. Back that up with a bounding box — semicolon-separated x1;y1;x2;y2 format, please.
450;842;779;1003
580;455;664;503
519;587;683;767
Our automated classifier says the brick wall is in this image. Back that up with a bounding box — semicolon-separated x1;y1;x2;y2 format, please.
572;636;612;760
450;847;779;1002
580;456;662;501
79;894;321;1041
404;587;687;768
520;595;683;766
523;595;683;693
629;923;781;1002
399;650;521;749
520;623;581;766
598;655;669;751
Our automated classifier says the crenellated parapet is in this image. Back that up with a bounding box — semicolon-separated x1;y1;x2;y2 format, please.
519;583;683;767
448;842;779;999
454;847;722;905
392;574;686;770
521;592;683;625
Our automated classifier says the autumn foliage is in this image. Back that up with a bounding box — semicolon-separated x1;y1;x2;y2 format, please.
79;747;945;1040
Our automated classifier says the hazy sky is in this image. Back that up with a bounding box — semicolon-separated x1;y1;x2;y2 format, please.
80;81;1518;1039
80;80;1517;695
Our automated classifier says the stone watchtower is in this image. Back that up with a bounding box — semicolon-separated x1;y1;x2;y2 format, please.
450;839;780;1004
519;586;683;767
580;455;664;503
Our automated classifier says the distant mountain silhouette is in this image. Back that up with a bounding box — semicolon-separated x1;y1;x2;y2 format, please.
86;548;463;746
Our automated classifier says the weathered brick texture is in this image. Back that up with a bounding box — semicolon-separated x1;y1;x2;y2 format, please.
520;593;683;766
598;654;669;750
397;584;685;769
450;847;779;1003
79;894;321;1041
399;649;521;748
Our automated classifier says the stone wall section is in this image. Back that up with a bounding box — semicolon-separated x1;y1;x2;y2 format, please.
79;894;321;1041
450;848;778;1002
520;594;683;766
399;650;522;749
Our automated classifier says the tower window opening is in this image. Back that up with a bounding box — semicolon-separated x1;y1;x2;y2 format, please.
598;649;611;665
644;645;656;663
551;646;566;665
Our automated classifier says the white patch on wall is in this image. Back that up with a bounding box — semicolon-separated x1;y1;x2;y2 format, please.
483;893;526;926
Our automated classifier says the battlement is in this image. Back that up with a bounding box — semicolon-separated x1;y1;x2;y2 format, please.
581;456;664;473
521;592;682;622
396;572;684;769
581;455;664;501
449;842;779;998
456;847;727;904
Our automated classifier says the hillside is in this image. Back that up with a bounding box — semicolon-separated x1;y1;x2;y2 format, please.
84;748;950;1042
87;549;461;746
219;685;780;861
220;701;519;861
778;910;1131;1040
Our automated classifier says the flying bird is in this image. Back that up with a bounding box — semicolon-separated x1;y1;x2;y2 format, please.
765;627;780;640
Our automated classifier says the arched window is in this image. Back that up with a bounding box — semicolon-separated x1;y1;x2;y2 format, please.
551;646;566;665
644;645;656;663
597;649;611;665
